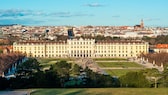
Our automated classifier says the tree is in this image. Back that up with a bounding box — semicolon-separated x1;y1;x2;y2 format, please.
51;60;71;87
32;71;46;88
119;71;150;88
44;70;60;87
16;58;40;78
32;70;60;88
0;49;3;54
71;64;81;76
159;64;168;87
0;77;9;90
140;52;168;66
83;67;119;87
141;68;161;88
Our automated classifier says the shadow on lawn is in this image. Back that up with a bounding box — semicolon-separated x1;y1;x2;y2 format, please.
30;89;86;95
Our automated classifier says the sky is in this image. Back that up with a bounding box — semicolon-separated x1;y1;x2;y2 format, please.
0;0;167;26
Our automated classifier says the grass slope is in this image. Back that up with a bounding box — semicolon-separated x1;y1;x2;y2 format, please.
106;69;141;77
31;88;168;95
97;62;143;67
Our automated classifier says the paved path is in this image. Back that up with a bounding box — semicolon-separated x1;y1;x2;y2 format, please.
75;58;107;74
100;67;144;70
130;58;164;72
0;91;29;95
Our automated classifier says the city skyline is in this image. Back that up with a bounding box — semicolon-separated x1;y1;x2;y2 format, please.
0;0;167;26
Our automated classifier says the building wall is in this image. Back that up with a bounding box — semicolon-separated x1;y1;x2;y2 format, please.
154;48;168;53
154;44;168;53
95;42;148;58
67;38;95;57
45;42;67;57
13;39;149;58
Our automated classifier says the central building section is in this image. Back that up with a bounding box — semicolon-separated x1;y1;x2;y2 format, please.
67;38;95;57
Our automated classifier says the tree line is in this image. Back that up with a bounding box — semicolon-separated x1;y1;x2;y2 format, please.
0;58;120;89
140;52;168;67
0;53;25;76
0;58;168;90
142;35;168;45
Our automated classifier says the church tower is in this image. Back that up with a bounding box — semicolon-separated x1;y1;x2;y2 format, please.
140;19;144;28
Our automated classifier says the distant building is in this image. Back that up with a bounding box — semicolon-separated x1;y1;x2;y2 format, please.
154;44;168;53
140;19;144;28
67;28;74;39
13;38;149;58
134;19;144;30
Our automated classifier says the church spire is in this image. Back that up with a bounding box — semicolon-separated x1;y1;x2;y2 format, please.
140;19;144;28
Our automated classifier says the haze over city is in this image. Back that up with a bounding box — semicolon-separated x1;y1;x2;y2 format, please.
0;0;167;26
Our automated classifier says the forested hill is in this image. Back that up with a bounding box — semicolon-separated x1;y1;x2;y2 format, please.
142;35;168;45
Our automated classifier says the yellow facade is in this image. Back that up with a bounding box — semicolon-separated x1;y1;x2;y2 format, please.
13;38;149;58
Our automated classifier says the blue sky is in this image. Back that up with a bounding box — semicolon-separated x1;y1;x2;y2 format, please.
0;0;167;26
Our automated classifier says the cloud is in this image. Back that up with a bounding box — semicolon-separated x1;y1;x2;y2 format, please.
0;9;94;25
145;18;160;21
0;9;46;17
0;9;93;18
84;3;105;7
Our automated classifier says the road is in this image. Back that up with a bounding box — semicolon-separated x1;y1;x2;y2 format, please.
0;91;29;95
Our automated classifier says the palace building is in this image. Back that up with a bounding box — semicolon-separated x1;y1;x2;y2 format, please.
13;38;149;58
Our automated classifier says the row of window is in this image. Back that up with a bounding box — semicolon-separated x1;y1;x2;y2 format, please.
95;51;145;53
30;54;134;58
22;51;67;54
70;46;92;48
71;50;92;53
28;53;139;57
96;54;133;57
15;45;146;50
34;54;65;57
21;50;145;54
70;54;92;57
96;46;146;49
69;41;93;45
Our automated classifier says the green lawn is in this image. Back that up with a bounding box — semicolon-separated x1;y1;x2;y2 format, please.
31;88;168;95
93;58;127;61
37;58;75;70
97;62;143;67
105;69;141;77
